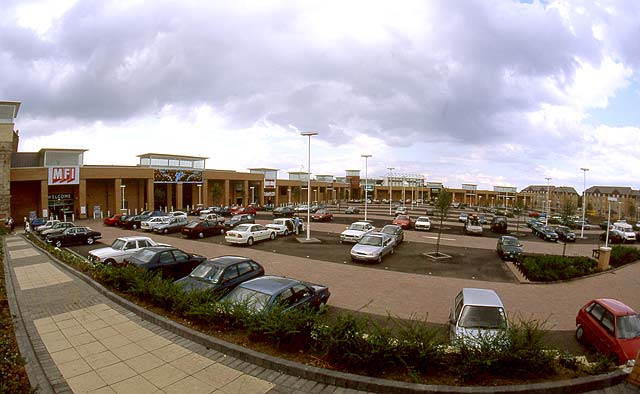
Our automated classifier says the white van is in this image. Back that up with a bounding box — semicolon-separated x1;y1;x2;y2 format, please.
612;221;636;243
449;288;509;347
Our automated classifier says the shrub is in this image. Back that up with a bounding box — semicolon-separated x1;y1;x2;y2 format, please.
519;255;596;281
609;245;640;268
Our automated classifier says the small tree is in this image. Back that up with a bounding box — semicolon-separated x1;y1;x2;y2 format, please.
434;189;453;256
561;199;576;224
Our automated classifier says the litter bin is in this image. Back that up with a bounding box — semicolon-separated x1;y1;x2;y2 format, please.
598;246;611;271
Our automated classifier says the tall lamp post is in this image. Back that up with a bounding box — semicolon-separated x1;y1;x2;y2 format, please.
545;177;552;225
362;154;372;221
387;167;395;215
301;131;318;240
605;197;617;247
580;167;589;238
120;184;126;212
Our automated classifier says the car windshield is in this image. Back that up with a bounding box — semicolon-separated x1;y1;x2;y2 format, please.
349;224;365;231
111;239;126;249
381;226;396;235
133;249;158;263
235;224;252;232
185;221;199;228
396;215;409;221
189;265;222;282
359;235;382;246
459;306;507;329
417;217;429;221
503;238;519;246
616;314;640;339
230;215;242;221
226;287;271;313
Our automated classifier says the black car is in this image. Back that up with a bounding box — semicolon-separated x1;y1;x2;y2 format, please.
272;206;295;218
496;235;522;261
599;229;625;244
380;224;404;245
124;246;207;280
536;225;558;242
46;226;102;247
490;216;508;234
344;206;360;214
224;214;255;229
122;210;166;229
223;275;330;313
599;221;611;230
554;226;576;242
173;256;265;295
39;222;76;239
213;206;233;216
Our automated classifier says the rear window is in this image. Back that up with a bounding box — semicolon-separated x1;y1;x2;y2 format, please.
458;306;507;329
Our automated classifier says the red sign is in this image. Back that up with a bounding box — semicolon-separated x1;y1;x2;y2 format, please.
48;167;80;185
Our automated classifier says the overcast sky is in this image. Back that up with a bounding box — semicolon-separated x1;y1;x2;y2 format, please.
2;0;639;191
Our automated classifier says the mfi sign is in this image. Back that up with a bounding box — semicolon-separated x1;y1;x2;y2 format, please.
48;167;80;185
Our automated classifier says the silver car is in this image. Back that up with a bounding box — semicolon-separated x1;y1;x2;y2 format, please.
350;232;395;263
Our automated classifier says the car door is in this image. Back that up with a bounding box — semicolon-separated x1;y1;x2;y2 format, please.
583;302;606;351
171;249;195;279
288;284;316;310
383;237;394;256
449;291;464;341
75;228;87;244
597;310;619;360
156;250;177;278
219;265;240;292
254;225;269;241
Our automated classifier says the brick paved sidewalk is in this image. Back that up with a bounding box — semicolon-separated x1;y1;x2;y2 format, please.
2;235;361;394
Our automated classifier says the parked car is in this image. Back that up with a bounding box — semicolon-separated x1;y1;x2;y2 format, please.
310;204;325;213
223;275;330;313
600;221;611;230
350;232;395;263
496;235;522;261
490;216;508;234
225;223;277;246
46;226;102;247
88;236;168;266
344;206;360;214
169;211;187;217
174;256;265;295
103;213;124;226
181;220;225;239
478;215;488;225
188;205;207;216
392;215;412;230
536;225;558;242
39;222;75;238
554;226;576;242
464;216;483;236
230;206;257;216
140;216;171;232
458;212;469;223
449;288;509;346
599;229;625;244
380;224;404;246
414;216;431;231
199;213;225;223
35;219;61;234
122;211;165;230
612;221;636;243
340;221;375;243
272;206;296;218
124;246;207;280
575;298;640;366
153;216;188;234
395;206;408;216
265;218;303;236
223;214;255;230
295;205;309;213
311;209;333;222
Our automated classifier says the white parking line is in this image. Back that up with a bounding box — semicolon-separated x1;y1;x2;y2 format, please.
422;236;457;241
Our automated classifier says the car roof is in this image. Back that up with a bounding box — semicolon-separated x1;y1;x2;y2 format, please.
381;224;401;230
238;275;300;295
461;288;504;308
500;235;519;242
116;236;153;241
416;216;430;220
351;221;371;225
139;246;175;252
595;298;637;316
206;256;255;267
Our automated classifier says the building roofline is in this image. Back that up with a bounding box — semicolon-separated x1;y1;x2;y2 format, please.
137;153;209;160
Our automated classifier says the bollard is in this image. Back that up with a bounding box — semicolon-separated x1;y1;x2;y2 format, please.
598;246;611;271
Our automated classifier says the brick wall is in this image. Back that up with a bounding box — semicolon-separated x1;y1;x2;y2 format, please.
0;126;16;221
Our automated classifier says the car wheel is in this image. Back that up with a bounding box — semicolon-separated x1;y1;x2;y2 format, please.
376;255;382;264
390;247;394;255
269;232;275;240
105;259;116;266
132;224;138;230
339;239;343;244
219;228;225;235
575;325;584;343
285;229;291;236
86;237;95;245
163;228;168;234
247;237;254;246
55;240;62;248
198;232;204;239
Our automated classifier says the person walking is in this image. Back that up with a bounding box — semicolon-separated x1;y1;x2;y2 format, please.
293;215;301;235
8;216;15;233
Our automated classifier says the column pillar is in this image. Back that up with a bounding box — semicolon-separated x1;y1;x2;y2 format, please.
146;178;154;211
176;183;183;210
224;180;230;205
167;184;173;210
40;180;49;217
202;180;209;207
243;180;249;206
114;179;122;214
79;179;87;219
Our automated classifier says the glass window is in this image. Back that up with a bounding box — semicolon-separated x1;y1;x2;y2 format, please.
601;311;615;335
236;262;253;276
180;160;192;167
226;287;270;312
616;314;640;339
458;306;508;329
140;158;150;166
151;158;169;166
193;160;204;169
589;303;605;321
134;249;158;263
172;250;189;262
222;266;239;281
125;241;137;250
169;159;179;167
275;289;295;307
158;252;174;264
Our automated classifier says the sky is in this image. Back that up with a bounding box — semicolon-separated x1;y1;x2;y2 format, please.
1;0;640;192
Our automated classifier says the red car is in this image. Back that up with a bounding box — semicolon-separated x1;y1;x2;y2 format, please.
311;209;333;222
181;220;225;239
575;298;640;365
393;215;412;230
230;206;257;216
104;213;124;226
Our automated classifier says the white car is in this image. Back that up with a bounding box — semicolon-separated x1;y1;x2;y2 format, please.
414;216;431;231
395;206;408;216
140;216;171;231
449;288;509;347
225;223;277;246
88;236;169;265
199;213;224;222
35;220;61;233
295;205;309;213
340;221;375;243
170;211;187;217
265;218;304;236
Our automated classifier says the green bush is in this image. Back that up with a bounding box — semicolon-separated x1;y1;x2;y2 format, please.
519;255;596;281
609;245;640;268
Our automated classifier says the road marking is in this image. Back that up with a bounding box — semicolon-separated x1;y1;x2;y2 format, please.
422;236;457;241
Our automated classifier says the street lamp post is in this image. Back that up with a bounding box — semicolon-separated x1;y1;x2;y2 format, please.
362;154;372;221
402;176;406;207
250;186;255;205
120;184;126;212
580;168;589;238
387;167;395;215
545;177;552;225
606;197;617;247
301;131;318;240
287;187;291;204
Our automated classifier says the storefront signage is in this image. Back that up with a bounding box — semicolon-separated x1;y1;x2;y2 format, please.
263;191;275;197
264;179;276;188
48;193;73;201
153;169;203;183
48;167;80;185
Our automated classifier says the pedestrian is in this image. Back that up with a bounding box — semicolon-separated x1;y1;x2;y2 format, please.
293;215;300;235
8;216;15;233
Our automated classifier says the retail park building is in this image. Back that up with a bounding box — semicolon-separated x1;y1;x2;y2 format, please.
1;100;638;222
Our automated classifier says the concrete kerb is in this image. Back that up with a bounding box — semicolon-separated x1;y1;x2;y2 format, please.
20;235;630;394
